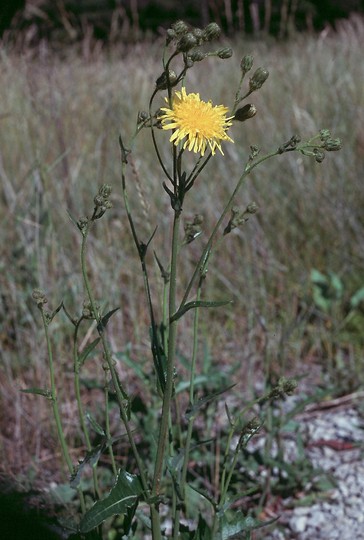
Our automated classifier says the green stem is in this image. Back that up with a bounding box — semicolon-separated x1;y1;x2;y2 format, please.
172;282;202;540
104;372;118;476
179;150;279;311
152;210;181;498
41;309;86;514
73;320;100;499
80;224;150;496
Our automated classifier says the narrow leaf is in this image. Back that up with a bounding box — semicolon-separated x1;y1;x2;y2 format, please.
171;299;232;323
79;470;143;533
70;442;104;488
86;411;106;437
78;337;100;367
21;387;51;399
185;384;236;420
97;307;120;333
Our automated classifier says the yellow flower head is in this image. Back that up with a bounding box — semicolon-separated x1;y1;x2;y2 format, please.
158;87;234;156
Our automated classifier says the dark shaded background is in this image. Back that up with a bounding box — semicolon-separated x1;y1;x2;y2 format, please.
1;0;364;44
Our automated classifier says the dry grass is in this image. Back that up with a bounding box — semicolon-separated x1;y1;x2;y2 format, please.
1;16;363;488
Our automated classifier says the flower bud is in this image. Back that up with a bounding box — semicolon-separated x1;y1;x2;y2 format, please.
246;202;258;214
171;20;189;36
94;195;104;207
314;150;325;163
155;70;177;90
217;47;233;59
189;50;205;62
324;137;342;151
166;28;176;44
202;22;221;41
32;289;47;307
249;67;269;92
192;27;204;43
240;54;254;74
319;129;331;142
234;104;257;122
137;110;149;124
177;32;198;52
99;184;112;198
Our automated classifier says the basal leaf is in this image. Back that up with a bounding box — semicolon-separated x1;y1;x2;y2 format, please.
79;470;143;533
221;512;277;539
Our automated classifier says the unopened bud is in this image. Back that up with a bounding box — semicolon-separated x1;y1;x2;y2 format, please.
155;70;178;90
246;202;258;214
319;129;331;142
240;54;254;74
203;22;221;41
177;32;198;52
171;20;189;36
32;289;47;307
137;110;149;124
166;28;176;44
217;47;233;59
249;67;269;92
234;103;257;122
189;50;205;62
324;138;342;151
192;27;204;43
314;150;325;163
94;195;104;207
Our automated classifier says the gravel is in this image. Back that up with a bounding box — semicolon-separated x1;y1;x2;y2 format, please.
264;402;364;540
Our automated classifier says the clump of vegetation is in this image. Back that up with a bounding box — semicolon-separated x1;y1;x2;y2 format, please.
8;18;345;539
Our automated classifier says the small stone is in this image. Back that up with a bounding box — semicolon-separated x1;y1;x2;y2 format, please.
289;514;308;533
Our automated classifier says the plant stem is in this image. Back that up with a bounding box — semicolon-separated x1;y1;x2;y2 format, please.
172;282;202;539
41;309;86;514
80;224;150;495
73;321;100;499
152;210;181;496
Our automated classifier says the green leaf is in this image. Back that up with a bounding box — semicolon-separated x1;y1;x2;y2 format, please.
78;337;100;367
171;299;232;323
86;411;106;437
193;514;212;540
97;307;120;333
185;384;236;420
220;512;277;539
21;387;51;399
350;286;364;309
70;442;104;488
79;470;143;533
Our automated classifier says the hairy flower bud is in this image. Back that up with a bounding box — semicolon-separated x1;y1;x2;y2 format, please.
314;149;325;163
189;50;206;62
217;47;233;59
202;22;221;41
324;137;342;151
32;289;47;307
249;67;269;92
319;129;331;141
246;202;258;214
234;103;257;122
192;27;204;43
240;54;254;74
171;20;189;36
155;70;177;90
177;32;198;52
